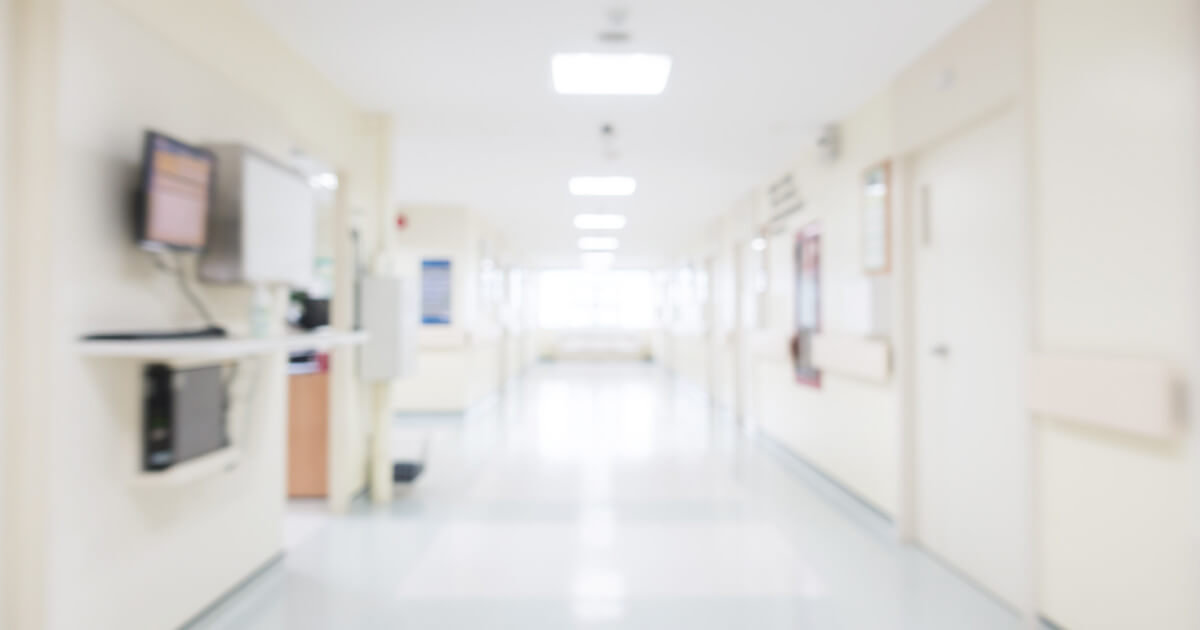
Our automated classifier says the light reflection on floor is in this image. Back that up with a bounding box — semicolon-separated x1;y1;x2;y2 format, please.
191;362;1023;630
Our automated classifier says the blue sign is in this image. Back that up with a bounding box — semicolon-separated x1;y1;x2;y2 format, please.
421;259;452;325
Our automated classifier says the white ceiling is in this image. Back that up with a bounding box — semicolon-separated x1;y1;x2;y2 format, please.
242;0;988;268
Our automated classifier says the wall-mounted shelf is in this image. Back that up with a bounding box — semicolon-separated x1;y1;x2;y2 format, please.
77;330;368;361
130;447;241;488
283;330;368;353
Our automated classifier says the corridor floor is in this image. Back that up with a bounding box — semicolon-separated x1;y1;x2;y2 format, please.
192;363;1022;629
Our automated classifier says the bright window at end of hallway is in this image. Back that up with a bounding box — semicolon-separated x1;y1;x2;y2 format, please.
537;270;656;329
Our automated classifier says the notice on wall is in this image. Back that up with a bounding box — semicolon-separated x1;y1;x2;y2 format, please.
792;224;822;388
421;259;452;325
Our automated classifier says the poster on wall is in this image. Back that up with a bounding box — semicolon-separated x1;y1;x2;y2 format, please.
421;259;452;325
791;224;822;387
862;161;891;274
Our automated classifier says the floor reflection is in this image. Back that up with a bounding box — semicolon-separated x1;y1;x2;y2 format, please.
192;362;1022;630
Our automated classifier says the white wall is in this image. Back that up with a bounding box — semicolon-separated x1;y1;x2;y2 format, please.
2;0;389;627
1032;0;1200;627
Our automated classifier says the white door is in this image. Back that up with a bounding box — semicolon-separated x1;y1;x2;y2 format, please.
912;107;1031;610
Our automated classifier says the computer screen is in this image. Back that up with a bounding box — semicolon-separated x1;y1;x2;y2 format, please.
138;131;215;251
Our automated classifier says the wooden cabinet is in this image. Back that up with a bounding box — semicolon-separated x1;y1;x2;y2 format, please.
287;371;329;497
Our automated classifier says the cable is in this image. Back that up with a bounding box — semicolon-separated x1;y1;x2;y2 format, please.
152;250;219;327
232;356;263;454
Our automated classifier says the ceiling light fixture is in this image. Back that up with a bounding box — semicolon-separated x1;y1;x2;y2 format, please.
579;236;620;251
552;53;672;95
574;214;627;230
569;176;636;196
309;172;339;191
581;252;616;270
751;237;767;251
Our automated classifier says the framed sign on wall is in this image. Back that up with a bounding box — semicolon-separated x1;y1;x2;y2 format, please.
791;223;822;388
420;258;452;325
862;161;892;274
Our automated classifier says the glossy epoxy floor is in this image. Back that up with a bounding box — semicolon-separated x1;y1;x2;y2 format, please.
193;363;1022;629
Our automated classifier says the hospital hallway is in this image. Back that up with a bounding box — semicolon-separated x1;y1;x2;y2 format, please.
192;362;1021;630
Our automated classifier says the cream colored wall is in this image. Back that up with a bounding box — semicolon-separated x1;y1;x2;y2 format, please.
533;328;659;362
892;0;1027;154
392;205;507;412
701;0;1199;625
673;94;903;518
667;283;709;389
2;0;390;628
4;1;70;627
1031;0;1200;627
391;205;473;412
107;0;390;517
671;335;709;391
665;240;714;389
710;246;738;411
0;0;10;621
521;274;540;369
750;91;900;516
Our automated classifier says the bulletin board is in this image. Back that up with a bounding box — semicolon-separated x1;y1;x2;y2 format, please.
792;224;822;387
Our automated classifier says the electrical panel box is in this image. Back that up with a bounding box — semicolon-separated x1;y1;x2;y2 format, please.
360;275;418;382
200;144;315;287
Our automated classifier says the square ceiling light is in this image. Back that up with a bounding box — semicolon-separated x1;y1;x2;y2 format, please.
579;236;619;251
552;53;672;95
574;214;627;230
569;176;636;196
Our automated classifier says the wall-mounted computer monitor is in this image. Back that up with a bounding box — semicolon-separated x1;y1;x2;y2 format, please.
136;131;216;251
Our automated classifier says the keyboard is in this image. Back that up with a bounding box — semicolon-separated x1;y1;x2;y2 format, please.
83;326;228;341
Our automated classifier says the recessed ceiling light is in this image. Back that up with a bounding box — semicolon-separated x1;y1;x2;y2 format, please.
552;53;672;95
581;252;615;269
579;236;619;251
569;176;636;196
574;214;627;230
309;172;339;190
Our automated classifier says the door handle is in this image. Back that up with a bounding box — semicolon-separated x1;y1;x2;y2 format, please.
931;345;950;358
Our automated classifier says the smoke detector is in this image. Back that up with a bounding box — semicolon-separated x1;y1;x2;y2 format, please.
816;124;841;163
601;123;621;160
597;6;631;43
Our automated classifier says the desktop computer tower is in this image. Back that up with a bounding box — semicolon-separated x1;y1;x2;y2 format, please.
143;364;229;471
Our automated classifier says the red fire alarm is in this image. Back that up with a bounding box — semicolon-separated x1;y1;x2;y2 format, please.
396;214;408;230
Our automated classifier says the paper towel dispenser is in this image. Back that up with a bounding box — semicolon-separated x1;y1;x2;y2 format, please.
199;144;315;287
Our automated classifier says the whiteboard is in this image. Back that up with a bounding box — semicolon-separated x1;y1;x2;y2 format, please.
241;153;315;286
